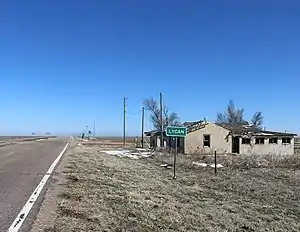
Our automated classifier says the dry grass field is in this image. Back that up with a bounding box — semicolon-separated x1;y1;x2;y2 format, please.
43;143;300;232
0;136;41;141
80;136;149;148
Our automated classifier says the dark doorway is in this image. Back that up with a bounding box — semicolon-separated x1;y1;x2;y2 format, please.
179;137;185;153
232;136;240;154
167;137;184;153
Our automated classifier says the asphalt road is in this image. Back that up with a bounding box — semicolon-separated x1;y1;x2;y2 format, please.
0;138;68;232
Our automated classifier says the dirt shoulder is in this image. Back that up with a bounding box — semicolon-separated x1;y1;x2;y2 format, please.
31;143;300;232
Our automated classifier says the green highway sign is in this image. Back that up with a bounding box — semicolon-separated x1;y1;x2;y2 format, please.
166;126;187;137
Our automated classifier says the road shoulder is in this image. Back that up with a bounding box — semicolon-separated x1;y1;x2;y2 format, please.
30;142;73;232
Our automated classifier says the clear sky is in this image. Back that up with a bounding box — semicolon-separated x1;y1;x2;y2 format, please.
0;0;299;136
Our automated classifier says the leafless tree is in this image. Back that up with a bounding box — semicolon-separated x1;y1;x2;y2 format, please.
251;112;263;130
216;100;263;129
143;98;180;131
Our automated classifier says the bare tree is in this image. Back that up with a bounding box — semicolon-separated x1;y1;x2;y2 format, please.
251;112;263;130
216;100;263;129
143;98;180;131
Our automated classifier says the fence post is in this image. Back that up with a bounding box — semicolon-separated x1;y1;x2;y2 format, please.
214;151;217;175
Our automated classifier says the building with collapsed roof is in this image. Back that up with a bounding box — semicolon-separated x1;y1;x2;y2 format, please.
145;120;297;155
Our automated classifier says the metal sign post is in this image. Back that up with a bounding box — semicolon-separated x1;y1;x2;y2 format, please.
166;126;187;180
173;137;177;179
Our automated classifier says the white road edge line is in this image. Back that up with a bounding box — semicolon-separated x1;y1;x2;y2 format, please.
7;137;72;232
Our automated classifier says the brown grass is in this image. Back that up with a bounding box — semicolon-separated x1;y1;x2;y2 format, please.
46;145;300;232
80;137;141;147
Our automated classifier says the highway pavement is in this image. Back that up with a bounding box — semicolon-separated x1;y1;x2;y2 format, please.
0;138;68;232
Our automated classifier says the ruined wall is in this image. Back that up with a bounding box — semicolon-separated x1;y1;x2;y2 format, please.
184;122;231;154
156;137;167;148
240;137;294;155
294;137;300;154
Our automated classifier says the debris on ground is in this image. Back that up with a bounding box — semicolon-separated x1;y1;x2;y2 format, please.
159;164;169;167
99;149;155;159
192;162;208;167
210;163;224;168
192;161;224;168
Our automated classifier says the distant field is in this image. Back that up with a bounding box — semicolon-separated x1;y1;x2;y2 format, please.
97;136;149;140
0;136;39;141
0;136;55;142
95;136;138;141
88;136;150;145
81;137;137;147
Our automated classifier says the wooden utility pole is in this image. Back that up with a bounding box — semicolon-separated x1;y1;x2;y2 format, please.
123;97;126;146
160;92;164;147
86;125;89;140
93;120;96;137
141;107;145;148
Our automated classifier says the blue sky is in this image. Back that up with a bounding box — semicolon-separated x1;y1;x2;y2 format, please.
0;0;299;136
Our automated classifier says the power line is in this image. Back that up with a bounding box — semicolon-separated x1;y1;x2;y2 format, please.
126;102;143;116
126;110;141;116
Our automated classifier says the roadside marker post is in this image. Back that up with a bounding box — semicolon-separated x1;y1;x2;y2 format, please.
173;137;177;179
166;126;187;179
214;151;217;175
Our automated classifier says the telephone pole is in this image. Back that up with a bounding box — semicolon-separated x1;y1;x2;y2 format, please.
160;92;164;147
86;125;89;140
123;97;127;146
141;107;145;148
93;120;96;137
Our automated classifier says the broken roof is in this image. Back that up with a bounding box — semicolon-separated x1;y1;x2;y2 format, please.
183;120;208;133
145;121;297;137
144;120;208;136
216;123;297;137
144;130;161;136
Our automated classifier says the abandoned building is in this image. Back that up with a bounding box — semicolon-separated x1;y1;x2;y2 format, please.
145;121;297;155
144;130;185;153
144;120;209;153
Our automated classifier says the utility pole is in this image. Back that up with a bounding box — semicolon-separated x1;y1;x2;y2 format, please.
86;125;89;140
160;92;164;148
123;97;126;146
93;120;96;137
141;107;145;148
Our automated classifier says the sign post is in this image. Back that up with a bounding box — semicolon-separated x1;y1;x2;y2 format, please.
166;126;187;179
174;137;177;179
